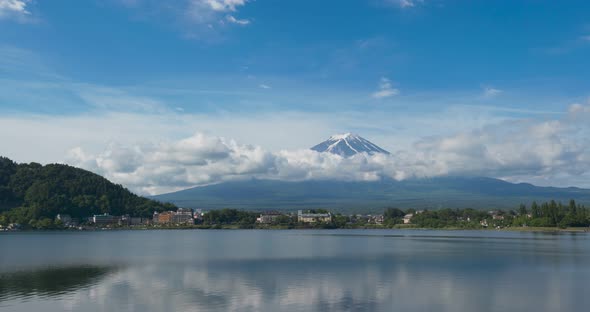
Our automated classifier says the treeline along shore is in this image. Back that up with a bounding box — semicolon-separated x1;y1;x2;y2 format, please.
2;203;590;232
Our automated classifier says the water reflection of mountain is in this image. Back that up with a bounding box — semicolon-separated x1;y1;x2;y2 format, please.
47;255;586;312
1;231;589;312
0;265;114;302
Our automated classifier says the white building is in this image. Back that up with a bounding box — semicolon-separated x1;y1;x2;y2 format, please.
298;210;332;223
403;213;414;224
172;208;194;224
256;211;282;224
56;214;72;225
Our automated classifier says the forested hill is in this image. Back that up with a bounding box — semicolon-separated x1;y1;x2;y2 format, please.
0;156;175;224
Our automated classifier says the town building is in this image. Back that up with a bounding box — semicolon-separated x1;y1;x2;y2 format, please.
154;209;194;225
298;210;332;223
130;217;150;225
7;223;21;231
256;211;282;224
368;215;384;225
56;214;72;225
403;210;424;224
118;215;150;226
56;214;79;227
489;211;505;220
153;211;173;224
172;208;194;224
92;213;120;226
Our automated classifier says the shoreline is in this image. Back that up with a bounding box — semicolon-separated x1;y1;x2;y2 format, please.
2;225;589;233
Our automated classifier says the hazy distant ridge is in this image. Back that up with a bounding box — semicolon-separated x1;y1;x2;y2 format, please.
153;177;590;212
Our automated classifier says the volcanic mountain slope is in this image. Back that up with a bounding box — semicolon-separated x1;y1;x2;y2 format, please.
152;177;590;212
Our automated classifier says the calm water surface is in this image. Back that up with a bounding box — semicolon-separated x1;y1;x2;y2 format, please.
1;229;589;311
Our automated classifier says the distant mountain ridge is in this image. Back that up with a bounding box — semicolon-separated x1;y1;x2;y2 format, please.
311;133;390;156
152;177;590;213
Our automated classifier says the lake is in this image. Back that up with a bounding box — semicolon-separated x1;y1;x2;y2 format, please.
1;229;589;311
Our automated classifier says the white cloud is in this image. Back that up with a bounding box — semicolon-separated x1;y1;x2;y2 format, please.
203;0;247;12
75;84;170;113
579;35;590;42
482;86;502;98
258;84;271;89
59;101;590;195
0;0;30;19
111;0;251;37
384;0;423;9
225;14;250;25
399;0;416;8
372;77;399;99
188;0;249;24
66;133;401;194
568;99;590;115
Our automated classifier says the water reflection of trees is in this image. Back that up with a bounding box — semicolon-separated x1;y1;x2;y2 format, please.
0;265;113;301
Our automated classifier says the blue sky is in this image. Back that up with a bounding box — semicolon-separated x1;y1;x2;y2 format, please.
3;0;590;113
2;0;590;193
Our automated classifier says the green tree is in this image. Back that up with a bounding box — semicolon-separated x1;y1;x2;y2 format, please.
569;199;577;215
384;208;405;220
0;214;7;226
531;201;541;218
518;204;528;216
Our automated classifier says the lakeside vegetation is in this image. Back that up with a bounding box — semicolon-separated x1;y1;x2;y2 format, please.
407;200;589;229
3;204;589;232
196;203;589;230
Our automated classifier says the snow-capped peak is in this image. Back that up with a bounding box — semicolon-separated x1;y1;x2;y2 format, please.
329;133;358;140
311;133;390;157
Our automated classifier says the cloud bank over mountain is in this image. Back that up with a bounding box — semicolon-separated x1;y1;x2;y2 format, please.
65;101;590;195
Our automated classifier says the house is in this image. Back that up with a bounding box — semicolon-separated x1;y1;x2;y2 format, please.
56;214;72;225
403;213;414;224
489;211;505;220
92;213;120;226
257;211;282;224
298;210;332;223
7;223;21;231
56;214;79;227
368;215;384;225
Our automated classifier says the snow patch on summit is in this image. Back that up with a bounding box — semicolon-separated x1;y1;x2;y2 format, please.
311;133;390;157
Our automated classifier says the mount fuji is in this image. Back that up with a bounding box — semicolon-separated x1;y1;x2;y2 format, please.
152;133;590;212
310;133;390;156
